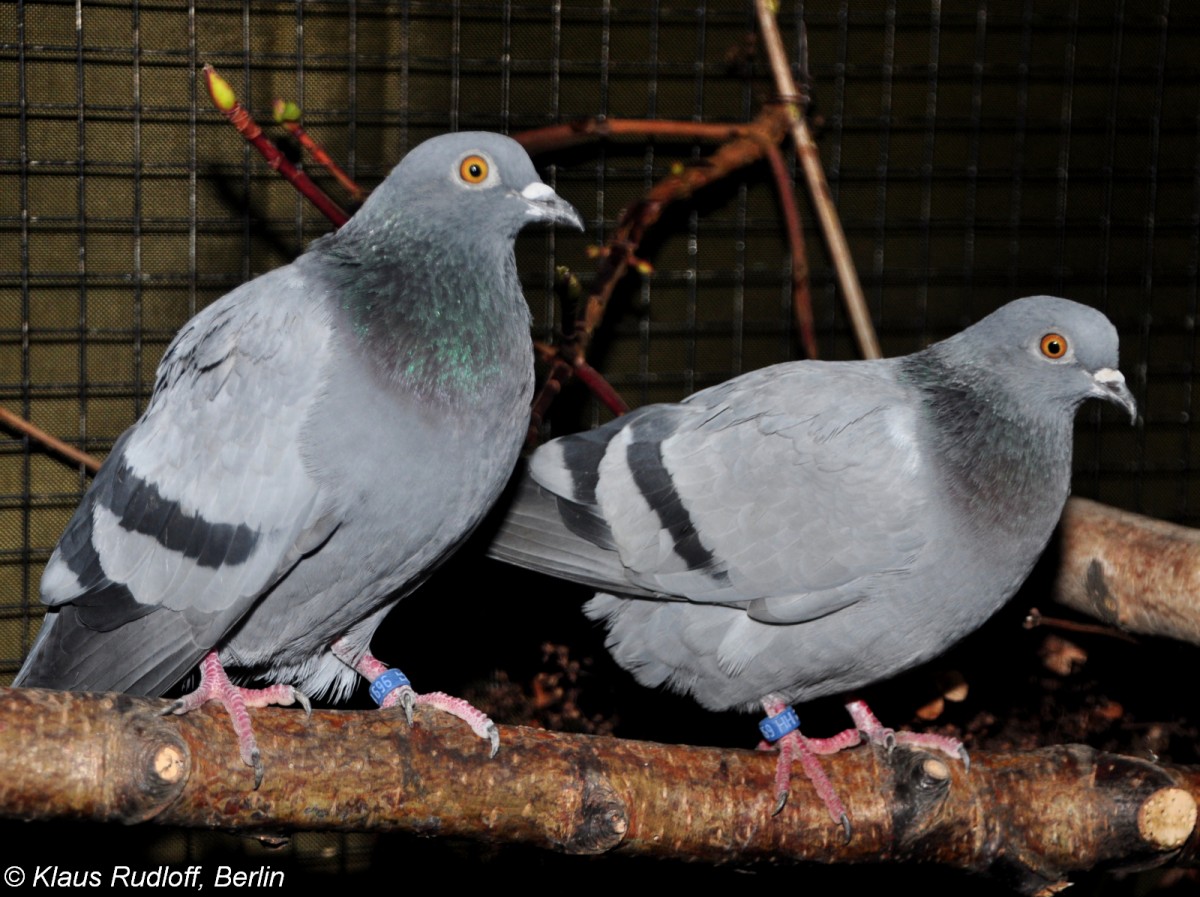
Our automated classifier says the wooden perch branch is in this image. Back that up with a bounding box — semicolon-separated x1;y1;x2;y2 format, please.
1054;496;1200;645
3;687;1198;892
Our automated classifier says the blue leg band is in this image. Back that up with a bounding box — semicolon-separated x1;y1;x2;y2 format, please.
369;668;411;706
758;705;800;742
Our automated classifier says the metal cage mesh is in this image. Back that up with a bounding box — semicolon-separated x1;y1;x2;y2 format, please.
1;0;1198;880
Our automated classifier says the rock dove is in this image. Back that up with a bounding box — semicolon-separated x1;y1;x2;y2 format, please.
15;131;583;785
488;296;1135;831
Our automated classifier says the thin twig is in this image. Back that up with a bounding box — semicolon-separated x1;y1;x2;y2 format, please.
274;99;366;202
528;269;631;445
0;407;101;473
1023;607;1140;645
520;106;796;430
754;0;881;360
203;65;350;227
514;118;747;155
521;117;816;359
758;137;818;359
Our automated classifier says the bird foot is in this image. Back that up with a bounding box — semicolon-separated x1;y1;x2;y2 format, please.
332;640;500;757
759;697;965;839
771;729;853;840
845;698;970;769
164;650;304;789
414;691;500;758
759;699;857;838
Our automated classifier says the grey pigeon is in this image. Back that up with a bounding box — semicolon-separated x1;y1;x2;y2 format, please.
488;296;1135;830
15;131;583;785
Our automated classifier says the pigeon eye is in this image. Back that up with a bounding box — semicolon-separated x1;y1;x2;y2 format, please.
1040;333;1068;359
459;155;489;184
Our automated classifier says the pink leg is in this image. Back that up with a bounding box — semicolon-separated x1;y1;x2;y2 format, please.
760;697;855;837
845;699;969;768
331;639;499;757
165;651;310;789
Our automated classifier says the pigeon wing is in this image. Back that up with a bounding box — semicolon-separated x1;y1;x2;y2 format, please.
516;361;933;622
16;263;338;695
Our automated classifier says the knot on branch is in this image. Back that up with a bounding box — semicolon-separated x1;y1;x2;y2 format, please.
561;770;627;855
889;746;954;845
1;690;191;825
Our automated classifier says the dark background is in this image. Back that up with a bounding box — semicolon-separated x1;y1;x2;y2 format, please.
1;1;1197;890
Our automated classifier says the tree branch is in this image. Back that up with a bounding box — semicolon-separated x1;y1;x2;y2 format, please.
1054;496;1200;646
3;687;1197;892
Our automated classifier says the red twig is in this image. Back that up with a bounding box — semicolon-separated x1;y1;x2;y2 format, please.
514;118;747;156
527;270;631;446
274;99;366;202
574;359;629;417
203;65;350;228
759;136;818;359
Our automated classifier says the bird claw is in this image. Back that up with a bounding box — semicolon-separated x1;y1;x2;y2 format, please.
874;727;898;752
340;649;498;754
399;688;416;726
375;680;417;724
771;790;788;817
249;748;264;790
485;722;500;759
768;784;851;842
294;688;313;719
959;744;971;773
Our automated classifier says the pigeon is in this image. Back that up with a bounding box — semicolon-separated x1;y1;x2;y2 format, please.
488;296;1136;832
15;131;583;785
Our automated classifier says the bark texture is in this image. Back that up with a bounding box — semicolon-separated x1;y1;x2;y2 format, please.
3;687;1199;894
1055;497;1200;646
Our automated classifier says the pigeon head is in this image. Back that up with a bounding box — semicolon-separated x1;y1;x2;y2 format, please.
932;295;1137;423
343;131;583;243
309;131;583;400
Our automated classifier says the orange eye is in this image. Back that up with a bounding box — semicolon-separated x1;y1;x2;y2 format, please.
1040;333;1068;359
459;155;489;184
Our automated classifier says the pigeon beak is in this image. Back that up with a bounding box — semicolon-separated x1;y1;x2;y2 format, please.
519;182;584;230
1091;368;1137;423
